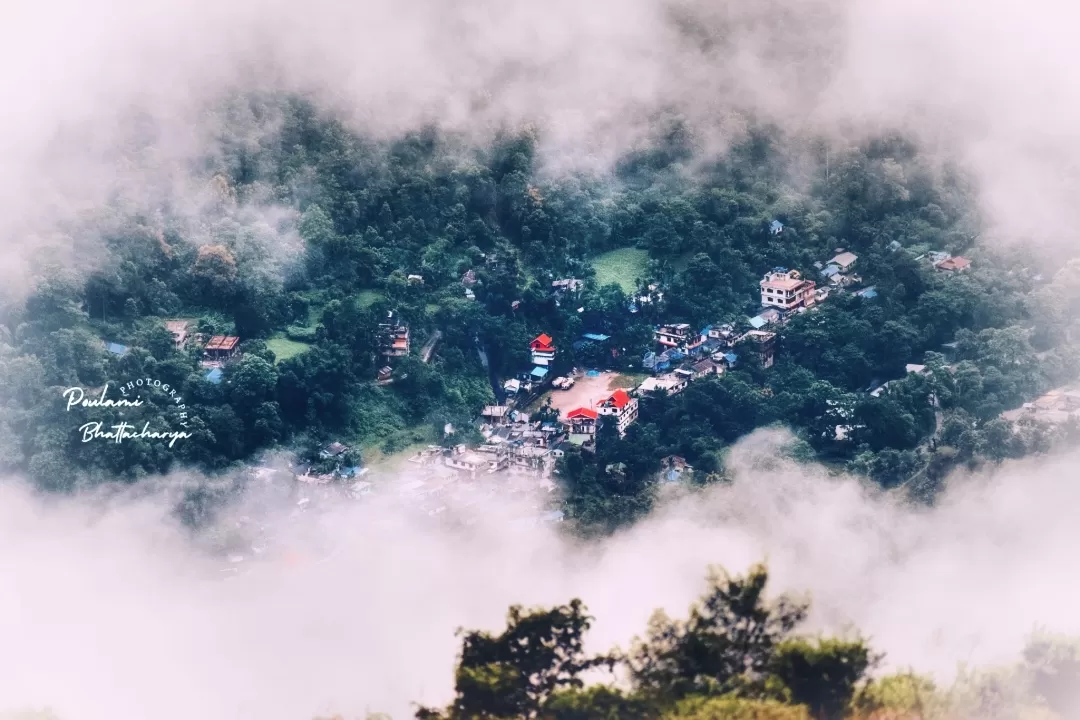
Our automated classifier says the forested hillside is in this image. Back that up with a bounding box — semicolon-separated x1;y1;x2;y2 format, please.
3;96;1078;528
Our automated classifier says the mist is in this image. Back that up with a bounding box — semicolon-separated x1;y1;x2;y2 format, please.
1;0;1079;278
0;429;1076;719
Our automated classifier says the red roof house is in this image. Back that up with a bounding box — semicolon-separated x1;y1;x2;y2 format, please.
531;333;556;366
531;334;554;351
600;389;631;410
203;335;241;361
596;389;639;436
565;407;598;437
935;256;971;272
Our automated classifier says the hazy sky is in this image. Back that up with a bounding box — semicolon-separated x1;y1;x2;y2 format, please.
1;0;1079;717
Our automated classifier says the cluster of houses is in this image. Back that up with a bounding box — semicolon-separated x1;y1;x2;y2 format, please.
376;311;411;382
387;406;565;482
811;251;861;294
1002;388;1080;425
291;441;367;485
460;383;646;471
476;389;638;474
499;332;560;397
916;250;972;273
400;446;564;526
103;319;241;385
640;322;776;395
629;254;876;398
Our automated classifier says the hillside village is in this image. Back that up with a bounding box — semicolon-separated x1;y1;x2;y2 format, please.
83;224;984;521
365;242;980;496
100;235;980;512
26;101;1056;541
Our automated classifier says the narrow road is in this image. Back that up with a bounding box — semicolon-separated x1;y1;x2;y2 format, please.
476;338;505;404
421;330;442;363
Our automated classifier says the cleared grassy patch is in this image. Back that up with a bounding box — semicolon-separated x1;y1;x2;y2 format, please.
356;290;382;308
267;335;312;363
611;373;646;389
592;248;649;294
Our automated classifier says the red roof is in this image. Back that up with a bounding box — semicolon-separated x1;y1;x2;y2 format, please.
566;407;598;420
602;389;631;410
936;256;971;271
531;334;554;349
205;335;240;351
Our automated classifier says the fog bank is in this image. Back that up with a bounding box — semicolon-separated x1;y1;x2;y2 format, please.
2;430;1078;719
1;0;1079;288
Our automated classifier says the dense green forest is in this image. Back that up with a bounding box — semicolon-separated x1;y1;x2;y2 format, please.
400;564;1080;720
2;95;1079;528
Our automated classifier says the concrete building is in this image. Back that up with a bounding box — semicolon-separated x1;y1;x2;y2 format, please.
379;312;411;358
740;330;777;368
596;389;639;436
530;333;556;366
760;269;817;311
655;324;705;354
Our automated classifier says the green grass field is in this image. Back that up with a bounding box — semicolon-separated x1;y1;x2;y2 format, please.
592;248;649;293
267;335;312;363
356;290;382;308
611;373;647;389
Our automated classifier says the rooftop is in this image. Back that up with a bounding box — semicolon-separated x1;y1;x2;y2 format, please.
936;256;972;271
324;442;348;456
601;389;632;410
830;252;858;267
566;407;599;420
205;335;240;351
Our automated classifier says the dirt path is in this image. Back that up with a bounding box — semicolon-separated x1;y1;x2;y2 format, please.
421;330;442;363
544;372;622;417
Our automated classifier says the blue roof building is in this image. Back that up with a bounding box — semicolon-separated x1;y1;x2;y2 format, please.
770;220;784;235
204;367;224;384
820;265;841;278
582;333;610;342
725;352;738;366
748;316;768;330
856;287;878;299
531;366;550;380
105;342;128;357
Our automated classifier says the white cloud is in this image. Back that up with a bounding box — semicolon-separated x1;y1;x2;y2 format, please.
1;430;1078;718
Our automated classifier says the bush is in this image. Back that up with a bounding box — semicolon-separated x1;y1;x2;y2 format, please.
285;325;317;342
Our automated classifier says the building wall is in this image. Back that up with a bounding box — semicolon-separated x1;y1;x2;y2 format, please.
760;283;816;310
